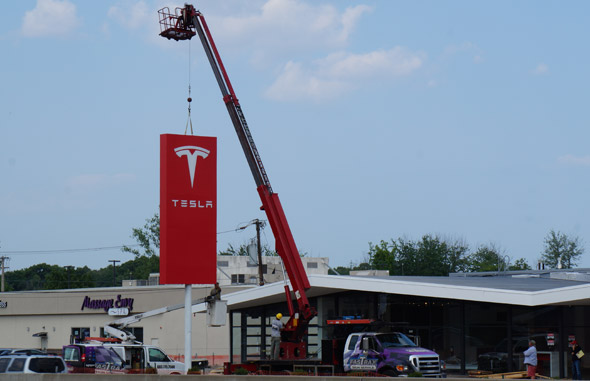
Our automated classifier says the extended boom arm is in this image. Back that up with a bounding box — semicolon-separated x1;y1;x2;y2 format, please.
158;4;316;359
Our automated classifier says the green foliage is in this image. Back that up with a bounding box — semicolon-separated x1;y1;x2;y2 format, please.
233;367;249;375
541;230;584;269
367;235;470;276
93;255;160;287
4;256;159;291
408;371;423;377
468;244;506;272
509;258;532;270
5;263;96;291
122;213;160;258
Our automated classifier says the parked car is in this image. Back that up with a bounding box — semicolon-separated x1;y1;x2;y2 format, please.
6;349;47;355
0;354;67;374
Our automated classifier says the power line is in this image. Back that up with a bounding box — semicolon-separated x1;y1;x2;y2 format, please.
0;245;140;255
0;224;268;255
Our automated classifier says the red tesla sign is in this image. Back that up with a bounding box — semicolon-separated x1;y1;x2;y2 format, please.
160;134;217;284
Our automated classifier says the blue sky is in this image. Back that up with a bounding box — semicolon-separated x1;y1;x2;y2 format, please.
1;0;589;272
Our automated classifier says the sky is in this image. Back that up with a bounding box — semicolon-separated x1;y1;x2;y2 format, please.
1;0;590;273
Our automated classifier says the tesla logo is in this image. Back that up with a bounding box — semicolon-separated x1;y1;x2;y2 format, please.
174;145;210;188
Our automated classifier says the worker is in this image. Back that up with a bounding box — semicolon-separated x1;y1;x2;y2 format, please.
523;340;537;379
270;313;283;360
209;282;221;300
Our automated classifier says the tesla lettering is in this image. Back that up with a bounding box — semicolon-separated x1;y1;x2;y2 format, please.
174;145;210;188
171;199;213;208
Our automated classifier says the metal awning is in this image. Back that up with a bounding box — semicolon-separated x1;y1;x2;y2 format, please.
32;332;47;337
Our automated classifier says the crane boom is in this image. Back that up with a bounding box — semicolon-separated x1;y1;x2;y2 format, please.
106;296;213;342
158;4;317;359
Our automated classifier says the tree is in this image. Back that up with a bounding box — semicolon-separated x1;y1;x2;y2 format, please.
122;213;160;258
540;230;584;269
218;242;277;257
509;258;531;271
367;235;470;276
468;244;507;272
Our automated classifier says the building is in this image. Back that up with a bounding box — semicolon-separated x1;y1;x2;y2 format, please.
0;284;251;365
223;269;590;378
216;255;330;286
1;266;589;378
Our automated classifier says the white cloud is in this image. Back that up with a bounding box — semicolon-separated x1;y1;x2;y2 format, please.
266;47;423;102
107;1;149;30
216;0;372;52
557;154;590;167
22;0;81;38
264;61;351;102
533;63;549;75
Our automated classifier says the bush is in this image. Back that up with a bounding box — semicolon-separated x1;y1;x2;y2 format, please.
408;371;423;377
234;367;249;375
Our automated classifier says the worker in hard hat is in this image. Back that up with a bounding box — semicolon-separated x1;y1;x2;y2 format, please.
209;282;221;301
270;313;283;360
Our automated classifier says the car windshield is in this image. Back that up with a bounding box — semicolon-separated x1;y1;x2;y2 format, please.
376;333;417;348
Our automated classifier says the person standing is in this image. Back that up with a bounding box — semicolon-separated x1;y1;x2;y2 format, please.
523;340;538;379
571;340;583;380
270;313;283;360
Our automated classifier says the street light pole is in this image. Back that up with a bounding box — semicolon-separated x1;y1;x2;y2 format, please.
109;260;120;287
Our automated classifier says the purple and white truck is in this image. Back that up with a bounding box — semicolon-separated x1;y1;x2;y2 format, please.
343;332;445;377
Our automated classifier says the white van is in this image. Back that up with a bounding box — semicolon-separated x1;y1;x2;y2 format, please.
103;343;185;375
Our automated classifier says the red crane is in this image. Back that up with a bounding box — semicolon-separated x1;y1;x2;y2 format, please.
158;5;317;360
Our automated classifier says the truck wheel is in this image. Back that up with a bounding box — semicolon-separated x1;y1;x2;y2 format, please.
382;369;397;377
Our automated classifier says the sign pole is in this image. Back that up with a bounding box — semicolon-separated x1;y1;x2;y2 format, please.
185;284;192;373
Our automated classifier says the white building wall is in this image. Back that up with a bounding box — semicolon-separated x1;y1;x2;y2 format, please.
216;255;329;286
0;284;249;365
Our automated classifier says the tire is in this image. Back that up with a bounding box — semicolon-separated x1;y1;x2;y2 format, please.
382;369;398;377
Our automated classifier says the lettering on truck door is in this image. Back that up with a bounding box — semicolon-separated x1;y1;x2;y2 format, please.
147;347;176;374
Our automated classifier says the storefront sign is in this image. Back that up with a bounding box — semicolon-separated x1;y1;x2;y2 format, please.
81;295;134;312
0;300;6;308
160;134;217;285
108;308;129;316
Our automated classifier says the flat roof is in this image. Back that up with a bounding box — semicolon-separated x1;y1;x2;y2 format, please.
213;273;590;313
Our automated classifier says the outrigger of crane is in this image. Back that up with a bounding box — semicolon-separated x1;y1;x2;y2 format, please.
158;4;317;360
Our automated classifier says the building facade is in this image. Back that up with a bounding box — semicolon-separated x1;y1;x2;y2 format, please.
225;270;590;378
2;266;589;378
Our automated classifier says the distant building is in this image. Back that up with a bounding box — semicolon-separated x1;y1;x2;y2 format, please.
121;256;331;288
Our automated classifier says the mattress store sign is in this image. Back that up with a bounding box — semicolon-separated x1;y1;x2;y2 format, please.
81;295;134;313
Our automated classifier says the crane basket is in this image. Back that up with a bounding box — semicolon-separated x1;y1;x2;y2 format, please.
158;7;196;41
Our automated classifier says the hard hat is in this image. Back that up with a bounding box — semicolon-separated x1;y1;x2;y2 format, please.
276;313;283;319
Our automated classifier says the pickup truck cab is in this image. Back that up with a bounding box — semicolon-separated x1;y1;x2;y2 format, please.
343;332;444;377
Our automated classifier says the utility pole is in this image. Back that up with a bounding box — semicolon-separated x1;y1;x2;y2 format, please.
109;260;120;287
65;266;74;289
0;256;8;292
254;219;265;286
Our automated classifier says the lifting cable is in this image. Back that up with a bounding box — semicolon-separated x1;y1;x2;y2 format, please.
185;39;194;135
